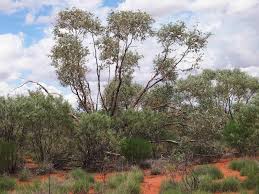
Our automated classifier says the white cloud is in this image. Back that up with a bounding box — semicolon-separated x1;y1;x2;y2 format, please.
0;0;259;107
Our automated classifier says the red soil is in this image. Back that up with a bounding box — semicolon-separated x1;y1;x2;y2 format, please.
141;171;167;194
213;158;246;181
20;157;256;194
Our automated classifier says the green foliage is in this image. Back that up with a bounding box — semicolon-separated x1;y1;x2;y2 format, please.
18;168;31;181
256;185;259;194
242;174;259;190
150;167;162;175
120;137;152;163
69;169;95;194
51;7;209;115
224;120;255;153
76;112;116;169
107;173;127;189
0;176;16;191
229;159;259;175
70;168;94;183
192;165;223;180
159;181;184;194
0;140;17;173
114;109;168;141
107;167;143;194
220;177;240;192
201;177;240;192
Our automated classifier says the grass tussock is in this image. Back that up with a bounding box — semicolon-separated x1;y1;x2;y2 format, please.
192;165;224;180
106;167;143;194
0;176;16;192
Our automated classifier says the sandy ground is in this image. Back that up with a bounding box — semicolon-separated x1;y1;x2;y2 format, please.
18;157;258;194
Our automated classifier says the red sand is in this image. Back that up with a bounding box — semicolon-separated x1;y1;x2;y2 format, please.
141;171;167;194
213;158;246;181
19;157;256;194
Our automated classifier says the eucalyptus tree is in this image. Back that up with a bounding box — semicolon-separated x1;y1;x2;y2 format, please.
177;69;259;118
51;8;210;115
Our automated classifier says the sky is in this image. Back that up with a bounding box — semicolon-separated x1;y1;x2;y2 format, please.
0;0;259;106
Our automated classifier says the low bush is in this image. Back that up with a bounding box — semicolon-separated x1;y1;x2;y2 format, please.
192;165;223;180
220;177;240;192
0;140;18;174
139;161;151;169
151;167;162;175
35;162;54;175
120;138;152;163
107;167;143;194
256;185;259;194
69;168;94;193
107;173;127;189
0;176;16;191
229;159;259;176
242;174;259;189
70;168;87;180
18;168;31;181
201;177;240;192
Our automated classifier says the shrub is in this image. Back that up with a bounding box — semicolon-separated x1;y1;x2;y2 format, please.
220;177;240;192
113;109;168;141
71;179;91;194
35;162;54;175
139;161;151;169
200;177;240;192
242;174;259;189
0;176;16;191
107;173;127;189
120;138;152;163
151;167;162;175
229;159;259;176
256;185;259;194
0;140;17;173
76;112;116;169
69;168;94;193
107;167;143;194
18;168;31;181
70;168;87;180
159;181;183;194
192;165;223;180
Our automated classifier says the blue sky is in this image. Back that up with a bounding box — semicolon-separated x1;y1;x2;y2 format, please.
0;0;258;105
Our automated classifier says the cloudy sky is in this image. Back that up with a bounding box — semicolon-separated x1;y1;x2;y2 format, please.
0;0;259;105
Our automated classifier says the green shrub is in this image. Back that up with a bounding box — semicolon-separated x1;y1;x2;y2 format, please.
18;168;31;181
71;179;91;194
192;165;223;180
107;173;127;189
70;168;94;192
223;121;248;153
242;174;259;189
70;168;87;180
139;161;151;169
159;181;183;194
229;159;259;176
200;179;221;192
200;177;240;192
151;167;162;175
256;185;259;194
120;138;152;163
0;140;17;173
0;176;16;191
220;177;240;192
76;112;116;169
16;180;41;193
229;160;247;171
107;167;143;194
